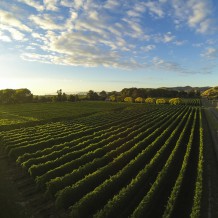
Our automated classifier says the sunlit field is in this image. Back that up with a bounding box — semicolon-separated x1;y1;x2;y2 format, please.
0;100;204;217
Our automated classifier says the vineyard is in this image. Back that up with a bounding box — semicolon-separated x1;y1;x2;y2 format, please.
0;100;207;217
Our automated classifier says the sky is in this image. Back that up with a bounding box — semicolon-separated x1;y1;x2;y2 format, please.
0;0;218;95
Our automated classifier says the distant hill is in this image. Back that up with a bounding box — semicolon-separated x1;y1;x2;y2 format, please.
159;86;211;93
201;86;218;99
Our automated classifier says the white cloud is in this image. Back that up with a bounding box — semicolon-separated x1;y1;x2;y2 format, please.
18;0;44;11
32;32;43;39
144;1;165;18
127;10;142;17
0;31;11;42
154;32;176;43
0;25;25;41
74;0;84;9
29;14;64;30
122;18;144;38
197;19;213;34
60;0;72;7
163;32;175;43
21;52;55;64
1;0;216;72
22;27;140;69
206;39;217;45
192;43;204;48
134;3;146;13
89;10;99;20
141;45;156;52
104;0;120;9
152;56;192;74
171;0;214;34
0;9;31;32
173;40;187;46
201;47;218;59
26;46;36;50
44;0;59;11
188;2;209;27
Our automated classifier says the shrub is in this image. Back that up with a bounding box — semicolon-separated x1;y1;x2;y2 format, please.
169;98;182;105
156;98;167;104
135;97;144;103
124;97;133;103
145;98;155;104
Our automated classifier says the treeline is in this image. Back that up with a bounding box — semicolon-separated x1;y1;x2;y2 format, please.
0;87;201;104
84;88;201;102
0;89;33;104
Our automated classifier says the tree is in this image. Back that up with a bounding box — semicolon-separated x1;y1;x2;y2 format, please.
109;95;116;102
135;97;144;103
87;90;99;100
57;89;62;101
1;89;16;104
0;88;33;104
169;98;182;105
145;97;155;104
62;92;67;101
68;94;78;102
156;98;167;104
124;97;133;103
15;88;33;103
99;90;107;100
188;90;195;98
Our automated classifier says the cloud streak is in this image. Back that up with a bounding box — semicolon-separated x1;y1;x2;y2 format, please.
0;0;217;73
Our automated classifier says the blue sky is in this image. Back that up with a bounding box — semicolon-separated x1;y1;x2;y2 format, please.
0;0;217;95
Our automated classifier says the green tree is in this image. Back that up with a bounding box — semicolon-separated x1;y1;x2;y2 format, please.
62;92;67;101
124;97;133;103
87;90;99;100
135;97;144;103
169;98;182;105
156;98;167;104
109;95;116;102
15;88;33;103
145;97;155;104
99;90;107;100
57;89;62;101
68;94;78;102
1;89;16;104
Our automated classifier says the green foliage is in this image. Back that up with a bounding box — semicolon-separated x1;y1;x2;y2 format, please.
0;102;204;218
109;95;116;102
87;90;99;100
156;98;167;104
99;91;107;100
169;97;182;105
68;94;78;102
124;97;133;103
162;109;196;218
190;109;203;218
0;88;33;104
201;86;218;99
145;97;155;104
135;97;144;103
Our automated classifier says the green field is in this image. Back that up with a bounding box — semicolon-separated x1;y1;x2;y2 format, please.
0;102;130;130
0;101;207;217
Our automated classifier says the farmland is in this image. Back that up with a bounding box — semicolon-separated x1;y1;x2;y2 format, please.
0;100;217;218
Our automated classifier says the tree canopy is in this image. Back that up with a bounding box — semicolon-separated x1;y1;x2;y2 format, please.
169;98;182;105
0;88;33;104
201;86;218;99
